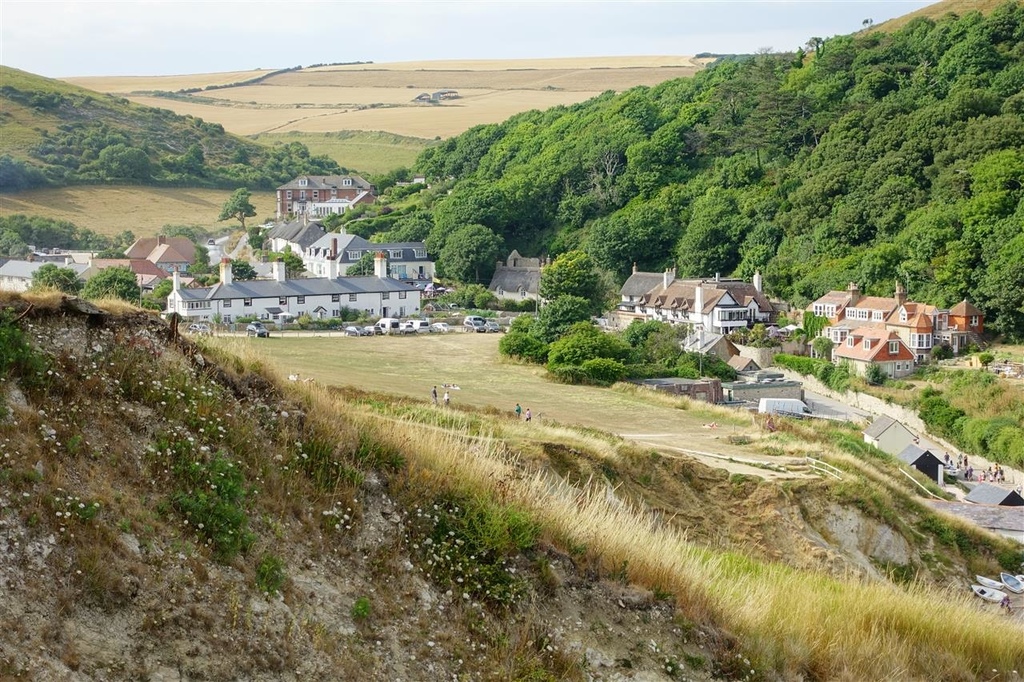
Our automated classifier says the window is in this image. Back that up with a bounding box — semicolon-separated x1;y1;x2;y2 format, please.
347;250;361;260
298;178;308;186
899;310;907;322
889;341;899;354
389;249;402;258
300;190;306;200
382;292;390;300
399;291;407;299
414;248;427;259
286;190;292;199
349;294;357;302
279;297;287;305
847;337;854;347
297;296;305;304
970;315;979;327
244;298;252;307
331;189;337;197
331;294;340;302
223;300;232;308
313;191;319;199
872;311;883;321
331;309;340;317
863;339;871;350
343;178;352;187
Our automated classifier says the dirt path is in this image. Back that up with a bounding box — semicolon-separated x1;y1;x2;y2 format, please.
228;332;814;480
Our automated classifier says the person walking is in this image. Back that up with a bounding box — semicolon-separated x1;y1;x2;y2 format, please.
524;407;531;423
443;390;450;406
431;385;438;405
515;403;522;419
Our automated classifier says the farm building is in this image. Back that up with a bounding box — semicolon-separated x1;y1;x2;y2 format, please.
965;484;1024;507
863;416;916;456
896;444;944;484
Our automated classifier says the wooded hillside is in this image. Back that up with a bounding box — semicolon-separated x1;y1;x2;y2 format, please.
413;2;1024;339
0;67;341;192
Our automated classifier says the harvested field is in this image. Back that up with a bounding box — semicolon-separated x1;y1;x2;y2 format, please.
0;186;276;237
64;56;709;139
66;69;278;94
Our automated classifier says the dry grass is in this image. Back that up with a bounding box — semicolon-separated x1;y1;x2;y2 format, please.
65;70;278;94
66;57;709;140
871;0;1007;33
311;385;1024;679
0;186;276;237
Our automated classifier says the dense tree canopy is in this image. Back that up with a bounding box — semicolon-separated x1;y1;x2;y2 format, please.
413;2;1024;338
31;264;81;294
81;267;140;302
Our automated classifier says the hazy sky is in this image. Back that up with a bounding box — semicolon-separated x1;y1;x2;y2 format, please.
2;1;939;78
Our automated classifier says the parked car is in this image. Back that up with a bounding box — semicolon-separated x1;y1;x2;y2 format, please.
430;322;450;334
464;318;487;333
404;319;432;334
343;325;364;337
364;325;383;336
187;323;212;336
246;322;270;338
484;320;503;333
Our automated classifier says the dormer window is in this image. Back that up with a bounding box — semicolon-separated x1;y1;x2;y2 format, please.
889;340;899;354
298;178;308;186
389;249;402;258
347;250;361;260
414;248;426;259
847;337;854;347
899;309;907;322
343;178;352;187
863;339;872;350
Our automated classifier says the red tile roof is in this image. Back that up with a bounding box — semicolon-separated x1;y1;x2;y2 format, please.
834;327;915;363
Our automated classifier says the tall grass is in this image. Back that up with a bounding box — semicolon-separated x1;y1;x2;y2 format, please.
326;393;1024;679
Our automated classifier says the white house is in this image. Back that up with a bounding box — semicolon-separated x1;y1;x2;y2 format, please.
166;254;421;323
0;259;89;292
615;268;775;334
303;234;433;283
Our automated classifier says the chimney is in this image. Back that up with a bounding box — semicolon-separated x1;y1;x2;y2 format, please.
695;283;704;315
753;270;763;293
157;235;166;246
272;259;286;283
219;258;233;285
331;237;338;260
172;270;181;292
663;267;675;289
715;272;720;282
632;262;637;275
374;251;389;279
895;280;907;306
847;281;861;306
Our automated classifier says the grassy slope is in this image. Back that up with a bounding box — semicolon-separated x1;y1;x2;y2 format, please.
0;186;276;237
1;296;1021;680
872;0;1006;32
252;130;432;175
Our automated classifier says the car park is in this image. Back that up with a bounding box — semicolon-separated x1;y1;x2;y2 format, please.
246;322;270;338
430;322;450;334
187;323;212;336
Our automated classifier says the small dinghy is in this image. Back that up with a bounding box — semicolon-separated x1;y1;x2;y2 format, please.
976;575;1005;590
972;584;1008;602
1000;573;1024;594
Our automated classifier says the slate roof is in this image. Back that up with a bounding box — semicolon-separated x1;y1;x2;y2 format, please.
630;277;774;316
266;219;328;251
864;415;899;439
177;276;416;302
277;175;373;191
965;484;1024;506
926;500;1024;532
305;234;429;265
896;444;939;466
0;260;89;280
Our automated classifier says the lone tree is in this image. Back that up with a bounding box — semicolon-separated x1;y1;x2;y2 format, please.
81;266;140;302
218;188;257;230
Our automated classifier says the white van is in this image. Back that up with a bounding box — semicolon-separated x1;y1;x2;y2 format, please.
403;319;432;334
375;318;403;335
758;398;811;417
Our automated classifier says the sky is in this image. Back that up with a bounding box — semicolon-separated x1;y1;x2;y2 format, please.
1;1;940;78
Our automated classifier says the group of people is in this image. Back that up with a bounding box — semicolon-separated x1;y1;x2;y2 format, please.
514;403;532;422
946;453;1008;483
431;385;450;406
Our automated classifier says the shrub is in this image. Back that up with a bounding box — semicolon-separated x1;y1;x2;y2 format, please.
931;343;953;361
171;451;255;561
774;353;823;376
580;358;627;385
499;331;549;364
255;554;286;595
351;596;371;620
865;363;887;386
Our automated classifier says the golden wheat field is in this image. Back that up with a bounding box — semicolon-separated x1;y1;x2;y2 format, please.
62;57;710;139
0;186;276;237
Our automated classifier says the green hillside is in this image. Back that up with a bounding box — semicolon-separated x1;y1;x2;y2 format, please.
0;66;341;191
401;1;1024;339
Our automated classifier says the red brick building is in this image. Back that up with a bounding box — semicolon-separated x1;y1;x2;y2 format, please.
276;175;376;219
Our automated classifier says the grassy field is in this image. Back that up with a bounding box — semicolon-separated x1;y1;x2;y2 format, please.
62;57;710;140
872;0;1005;33
211;330;797;477
0;186;276;237
253;131;433;174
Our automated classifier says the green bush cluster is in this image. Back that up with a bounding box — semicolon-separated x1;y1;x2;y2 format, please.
170;450;255;561
918;388;1024;468
773;353;852;392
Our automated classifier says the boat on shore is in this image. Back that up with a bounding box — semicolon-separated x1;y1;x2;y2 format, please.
971;584;1009;602
999;573;1024;594
976;575;1006;590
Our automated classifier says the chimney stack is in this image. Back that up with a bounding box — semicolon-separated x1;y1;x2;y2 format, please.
272;259;286;283
895;280;907;306
847;281;861;306
331;237;338;261
219;258;233;285
695;283;704;316
172;270;181;292
753;270;763;293
663;267;675;290
374;251;389;279
632;262;638;275
157;235;166;246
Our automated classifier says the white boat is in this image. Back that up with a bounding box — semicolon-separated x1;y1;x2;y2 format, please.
971;584;1008;603
976;575;1005;590
1000;573;1024;594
